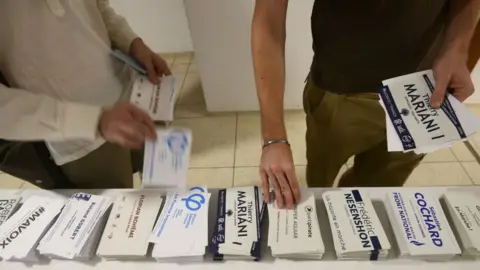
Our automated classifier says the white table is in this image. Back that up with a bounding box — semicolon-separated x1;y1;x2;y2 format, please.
1;186;479;270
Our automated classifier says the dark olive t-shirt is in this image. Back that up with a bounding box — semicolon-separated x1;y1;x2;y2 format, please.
310;0;449;93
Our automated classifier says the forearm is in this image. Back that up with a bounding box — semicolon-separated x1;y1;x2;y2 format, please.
252;10;287;140
0;84;101;141
442;0;480;58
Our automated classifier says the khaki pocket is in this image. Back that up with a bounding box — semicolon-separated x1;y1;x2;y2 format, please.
303;75;327;116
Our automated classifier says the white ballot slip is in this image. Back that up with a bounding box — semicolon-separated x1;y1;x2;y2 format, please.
267;190;324;260
209;186;265;261
150;186;210;262
443;189;480;258
384;190;461;261
323;189;391;261
130;75;176;122
96;192;163;260
142;127;192;189
37;193;112;260
0;196;64;262
379;70;480;154
0;196;21;226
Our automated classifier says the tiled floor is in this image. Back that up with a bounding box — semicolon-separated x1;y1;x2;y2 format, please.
2;52;480;190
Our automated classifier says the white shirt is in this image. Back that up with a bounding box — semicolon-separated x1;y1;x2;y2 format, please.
0;0;138;165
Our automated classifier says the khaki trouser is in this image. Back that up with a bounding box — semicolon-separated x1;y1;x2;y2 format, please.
303;75;424;187
61;142;143;189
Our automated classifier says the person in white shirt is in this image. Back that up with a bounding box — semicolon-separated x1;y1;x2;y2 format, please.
0;0;171;188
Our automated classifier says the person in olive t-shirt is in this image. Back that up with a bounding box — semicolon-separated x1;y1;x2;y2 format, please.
251;0;479;208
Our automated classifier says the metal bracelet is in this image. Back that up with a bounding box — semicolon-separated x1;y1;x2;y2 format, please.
262;139;290;149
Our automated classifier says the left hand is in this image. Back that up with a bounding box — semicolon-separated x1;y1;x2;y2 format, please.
129;38;172;84
431;49;475;108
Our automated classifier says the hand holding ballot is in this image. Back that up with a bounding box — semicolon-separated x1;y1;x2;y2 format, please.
379;70;480;154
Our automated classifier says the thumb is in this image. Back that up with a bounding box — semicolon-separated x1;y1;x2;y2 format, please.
431;71;449;108
144;60;160;85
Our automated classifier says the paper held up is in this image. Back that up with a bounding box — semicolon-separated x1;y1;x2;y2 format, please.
142;127;192;189
378;70;480;154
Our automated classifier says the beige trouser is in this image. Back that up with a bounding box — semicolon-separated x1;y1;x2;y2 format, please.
60;142;143;189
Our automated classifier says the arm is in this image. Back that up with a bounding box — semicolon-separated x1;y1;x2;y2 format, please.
96;0;139;53
252;0;300;209
431;0;480;106
252;0;288;141
0;84;101;141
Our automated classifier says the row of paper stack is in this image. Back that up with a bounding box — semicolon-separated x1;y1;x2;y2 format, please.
378;69;480;154
0;188;479;263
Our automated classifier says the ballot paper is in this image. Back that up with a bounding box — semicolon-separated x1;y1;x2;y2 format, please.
379;70;480;154
443;189;480;258
130;75;176;122
209;186;265;261
323;189;391;261
384;190;461;261
37;193;112;260
96;192;163;260
0;196;21;226
0;196;64;262
150;186;210;262
267;190;324;260
142;127;192;189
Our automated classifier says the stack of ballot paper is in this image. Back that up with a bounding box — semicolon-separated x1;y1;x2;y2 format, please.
323;189;391;261
142;127;192;189
96;192;164;260
443;189;480;258
379;70;480;154
150;187;210;262
0;196;64;262
0;195;21;226
209;186;266;261
384;190;461;261
267;190;324;259
37;193;112;260
130;75;176;122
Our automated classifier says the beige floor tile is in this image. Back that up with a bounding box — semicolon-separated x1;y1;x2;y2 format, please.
174;52;193;64
461;162;480;185
233;165;347;188
451;141;476;162
158;53;176;65
405;162;473;187
0;173;24;188
284;110;307;166
173;73;187;103
133;172;142;189
21;181;41;189
422;148;457;162
235;113;262;167
187;168;233;188
188;62;199;73
172;116;237;168
466;104;480;118
175;103;235;119
171;62;190;74
177;73;205;105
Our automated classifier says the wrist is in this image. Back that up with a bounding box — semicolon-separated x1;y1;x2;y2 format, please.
129;38;144;55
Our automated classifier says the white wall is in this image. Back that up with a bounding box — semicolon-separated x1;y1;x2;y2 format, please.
110;0;193;53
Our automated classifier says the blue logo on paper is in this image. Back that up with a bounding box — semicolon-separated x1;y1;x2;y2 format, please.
72;193;91;201
410;240;425;246
166;131;189;171
181;186;206;211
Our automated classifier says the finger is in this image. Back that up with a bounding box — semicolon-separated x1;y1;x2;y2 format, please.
153;57;172;76
127;104;157;139
274;170;294;209
285;166;301;204
259;168;270;203
267;171;284;209
118;124;145;146
110;131;143;149
144;60;160;84
431;70;449;108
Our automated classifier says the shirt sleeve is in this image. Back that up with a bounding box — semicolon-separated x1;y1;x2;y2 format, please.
0;84;102;141
96;0;139;53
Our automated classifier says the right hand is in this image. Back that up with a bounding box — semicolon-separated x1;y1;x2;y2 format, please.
259;143;301;209
99;102;157;149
